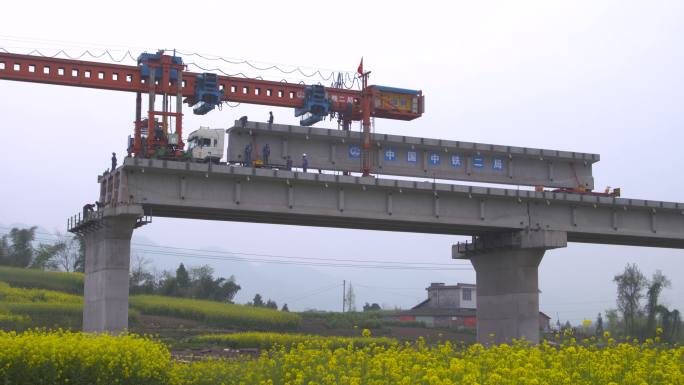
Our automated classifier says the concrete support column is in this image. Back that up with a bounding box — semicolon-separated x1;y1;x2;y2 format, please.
454;230;567;344
82;214;138;333
470;248;545;344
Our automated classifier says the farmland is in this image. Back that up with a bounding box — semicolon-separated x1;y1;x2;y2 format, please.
191;331;397;349
1;265;682;384
129;295;300;330
1;329;682;385
0;267;297;332
0;266;83;294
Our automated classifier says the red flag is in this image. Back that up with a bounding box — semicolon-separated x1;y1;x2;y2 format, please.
357;57;363;75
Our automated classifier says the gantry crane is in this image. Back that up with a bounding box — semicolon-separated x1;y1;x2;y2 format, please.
0;50;424;175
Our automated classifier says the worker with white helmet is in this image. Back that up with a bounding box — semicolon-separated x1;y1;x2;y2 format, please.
302;153;308;173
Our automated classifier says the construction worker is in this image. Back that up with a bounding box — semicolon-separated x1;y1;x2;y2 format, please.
302;153;308;173
244;143;252;166
239;115;248;128
268;111;274;127
82;203;95;221
111;152;117;171
262;143;271;164
286;156;293;171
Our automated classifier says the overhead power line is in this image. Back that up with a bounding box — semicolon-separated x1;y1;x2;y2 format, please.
282;283;343;303
0;35;360;88
130;248;472;271
0;227;469;267
0;229;473;272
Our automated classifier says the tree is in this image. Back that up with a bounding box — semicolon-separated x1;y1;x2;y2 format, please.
71;235;85;273
158;271;179;296
2;227;37;267
252;294;264;307
31;242;63;270
645;270;670;337
0;235;10;264
363;303;381;312
281;303;289;312
130;255;155;295
614;263;647;335
188;266;240;303
265;299;278;309
656;306;682;343
176;263;190;290
595;312;604;335
189;265;215;282
52;232;81;272
669;310;681;342
605;309;621;334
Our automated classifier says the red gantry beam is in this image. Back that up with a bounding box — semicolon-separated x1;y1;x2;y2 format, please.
0;53;359;114
0;52;422;122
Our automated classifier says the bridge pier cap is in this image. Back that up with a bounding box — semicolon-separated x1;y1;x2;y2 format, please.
453;230;567;345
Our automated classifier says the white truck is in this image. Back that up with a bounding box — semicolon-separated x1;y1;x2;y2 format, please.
186;127;225;163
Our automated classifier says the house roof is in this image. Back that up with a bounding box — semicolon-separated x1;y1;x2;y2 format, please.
398;308;550;319
411;298;430;310
426;282;476;290
399;307;477;317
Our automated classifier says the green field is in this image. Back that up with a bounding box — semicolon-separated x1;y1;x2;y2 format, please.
0;266;83;294
130;295;300;330
0;268;299;331
192;331;396;349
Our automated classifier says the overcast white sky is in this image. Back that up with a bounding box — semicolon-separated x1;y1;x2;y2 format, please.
0;0;683;323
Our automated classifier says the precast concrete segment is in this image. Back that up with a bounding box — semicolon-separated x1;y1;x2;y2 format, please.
112;158;684;248
226;121;598;189
82;205;142;333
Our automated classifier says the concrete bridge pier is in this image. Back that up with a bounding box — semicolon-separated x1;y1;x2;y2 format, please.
80;205;143;333
454;230;567;344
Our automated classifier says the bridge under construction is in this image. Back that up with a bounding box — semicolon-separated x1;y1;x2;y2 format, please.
70;122;684;344
2;49;681;344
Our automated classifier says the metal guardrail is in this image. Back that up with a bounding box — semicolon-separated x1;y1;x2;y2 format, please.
454;234;518;256
67;210;103;234
67;209;151;234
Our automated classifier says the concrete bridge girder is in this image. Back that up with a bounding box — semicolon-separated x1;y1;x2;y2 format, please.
226;121;598;189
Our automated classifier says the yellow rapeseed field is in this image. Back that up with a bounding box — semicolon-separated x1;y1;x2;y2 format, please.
1;330;682;385
173;336;684;385
129;295;301;330
0;330;172;385
193;331;397;349
0;281;82;304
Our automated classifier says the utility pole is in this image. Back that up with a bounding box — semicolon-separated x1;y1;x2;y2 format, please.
342;280;346;313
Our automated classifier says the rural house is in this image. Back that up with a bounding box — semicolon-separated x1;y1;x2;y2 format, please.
390;282;551;331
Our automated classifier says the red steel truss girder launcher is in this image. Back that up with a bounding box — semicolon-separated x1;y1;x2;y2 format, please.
0;53;423;118
0;52;424;162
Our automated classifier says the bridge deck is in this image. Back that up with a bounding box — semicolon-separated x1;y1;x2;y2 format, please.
101;158;684;248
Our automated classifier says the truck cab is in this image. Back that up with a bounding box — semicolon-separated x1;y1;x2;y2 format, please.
186;127;225;163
